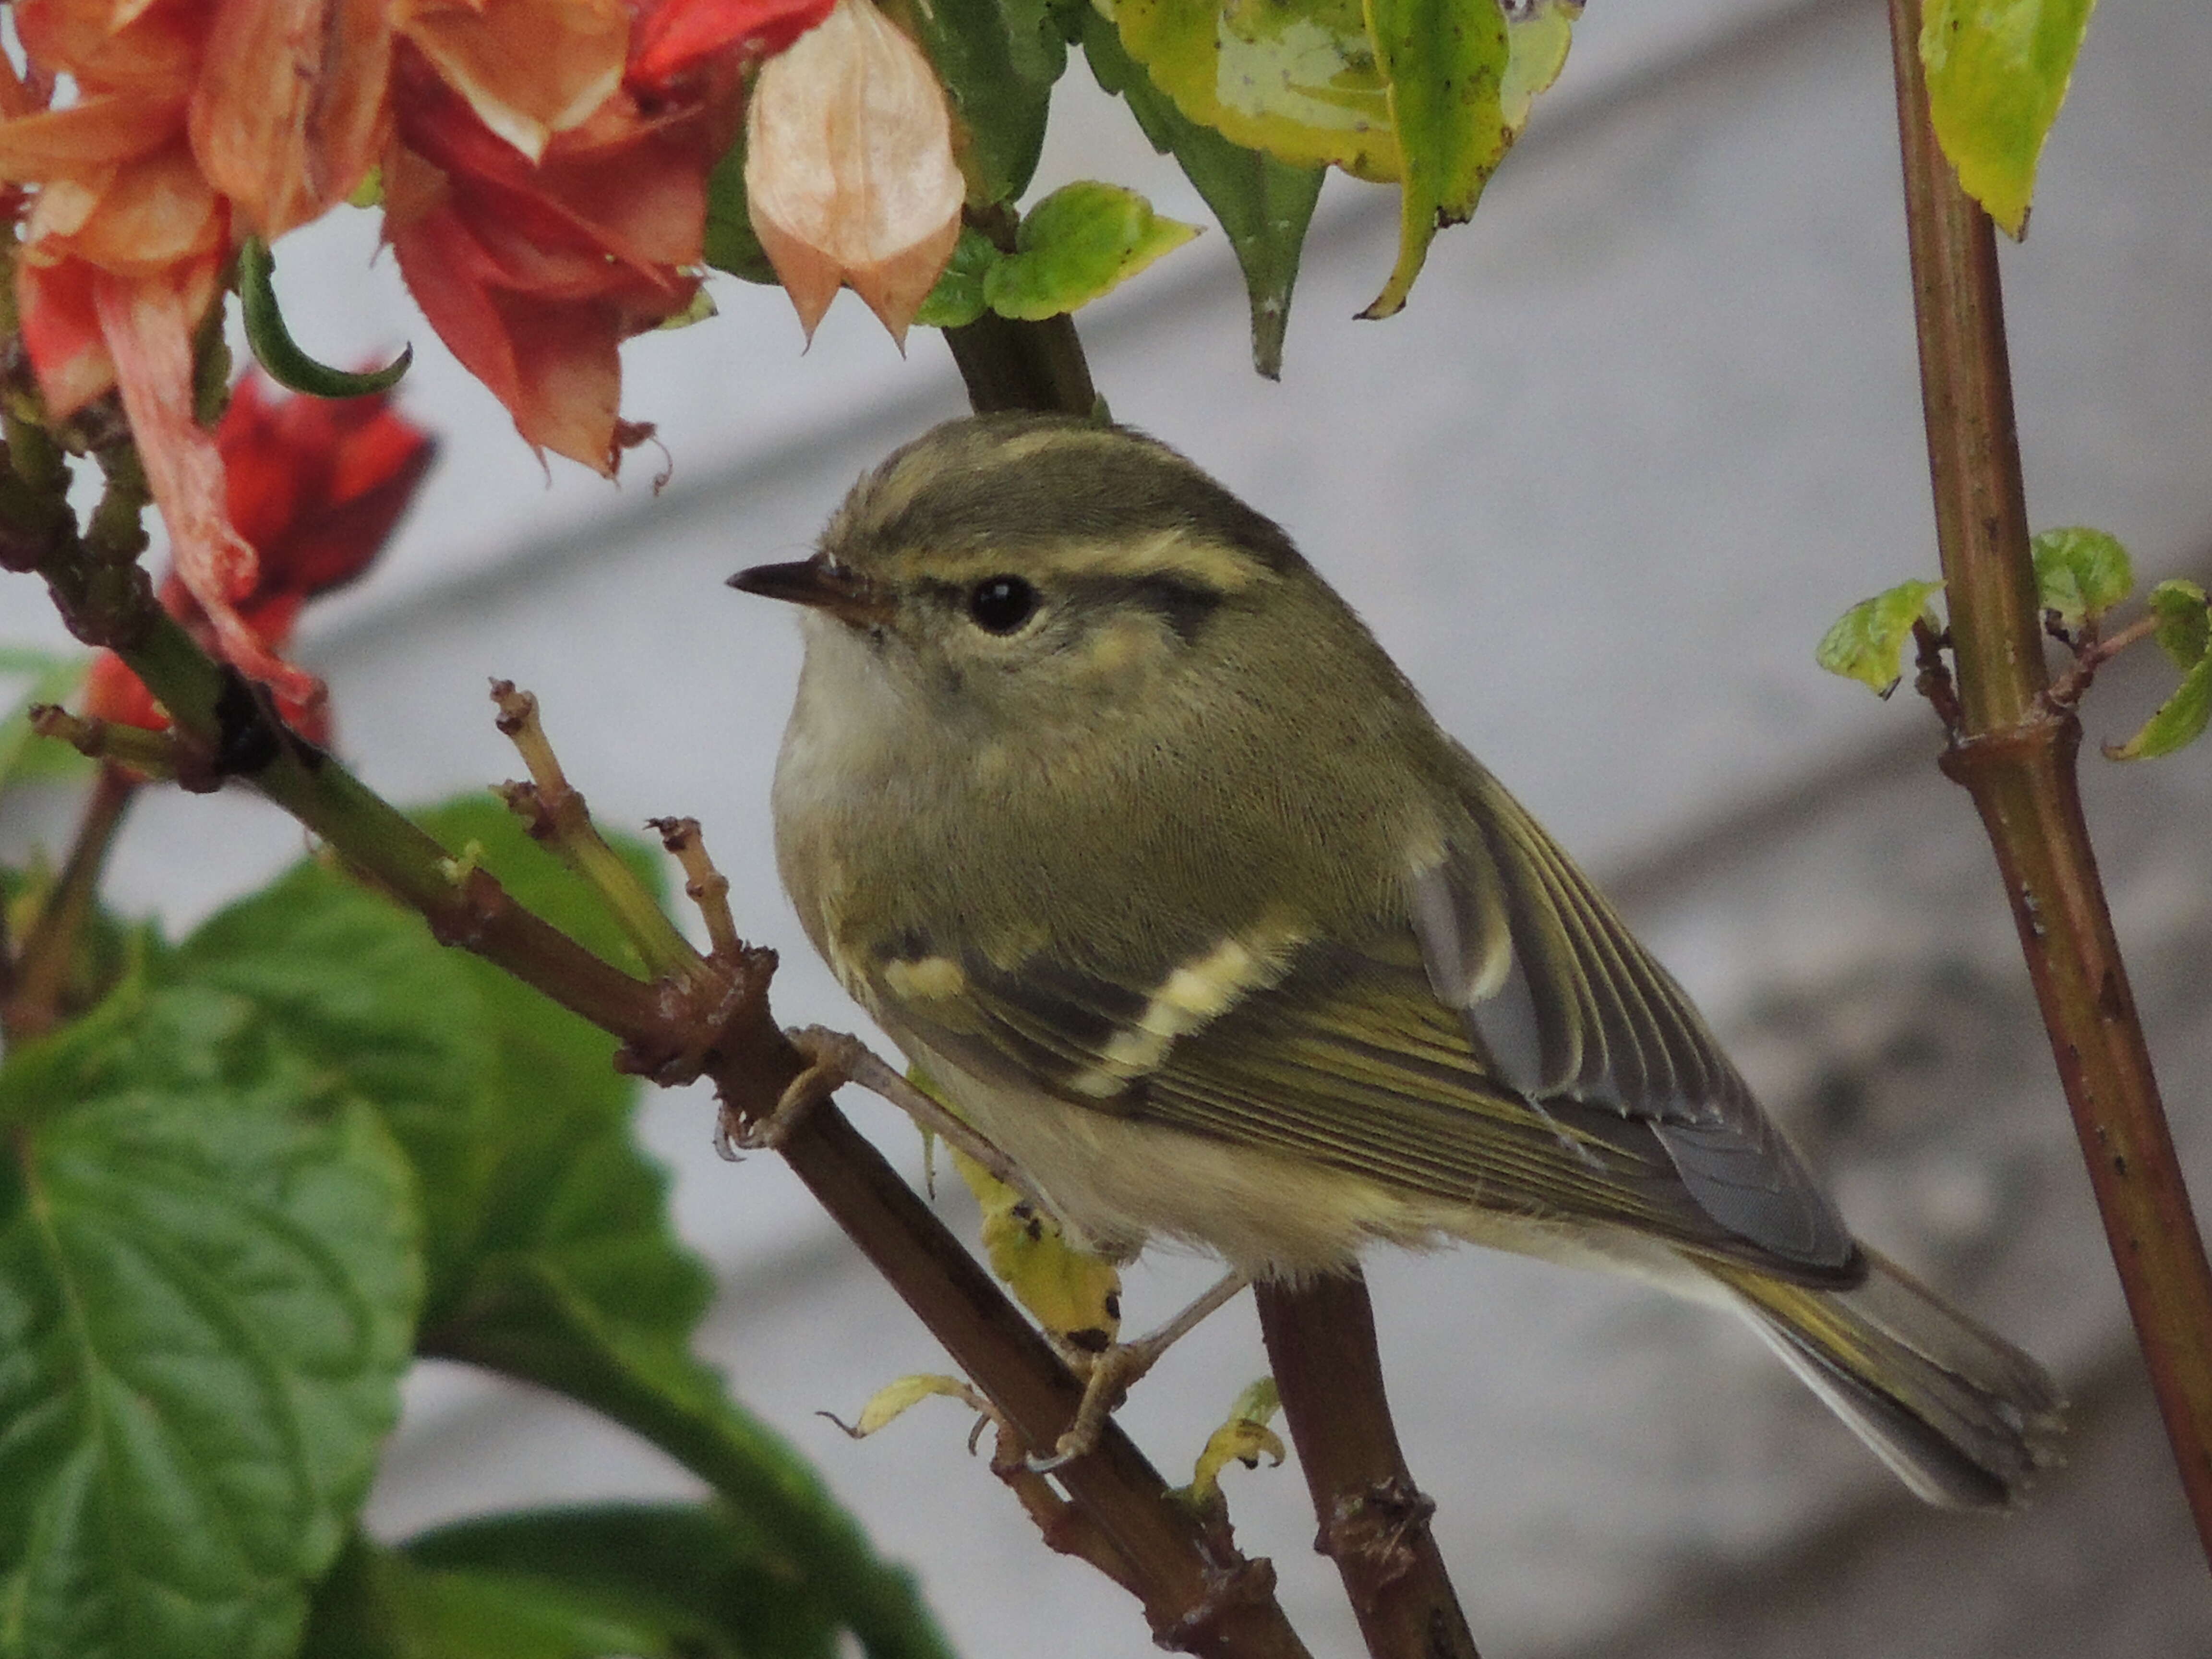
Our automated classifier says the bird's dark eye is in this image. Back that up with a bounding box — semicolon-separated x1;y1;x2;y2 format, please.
967;576;1039;635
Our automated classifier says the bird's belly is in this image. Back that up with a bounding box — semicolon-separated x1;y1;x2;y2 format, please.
909;1041;1676;1284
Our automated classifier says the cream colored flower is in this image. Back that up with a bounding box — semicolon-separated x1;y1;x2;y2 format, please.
744;0;962;345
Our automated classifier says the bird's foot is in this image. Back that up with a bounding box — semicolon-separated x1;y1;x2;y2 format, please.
715;1025;866;1157
1027;1270;1251;1472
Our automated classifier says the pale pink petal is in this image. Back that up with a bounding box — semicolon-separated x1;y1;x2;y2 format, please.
94;266;324;710
743;0;962;346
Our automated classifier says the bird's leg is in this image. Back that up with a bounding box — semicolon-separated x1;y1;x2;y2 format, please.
1029;1269;1252;1472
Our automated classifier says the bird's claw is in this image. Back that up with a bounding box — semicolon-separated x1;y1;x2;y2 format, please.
714;1026;867;1157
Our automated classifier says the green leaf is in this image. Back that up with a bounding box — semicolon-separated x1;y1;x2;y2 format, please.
302;1531;703;1659
2030;525;2133;625
1079;7;1324;376
159;795;949;1659
1110;0;1398;180
2106;651;2212;761
2108;579;2212;760
240;237;412;398
423;1262;949;1659
407;1506;847;1659
1920;0;2095;239
704;134;778;285
0;647;91;793
1360;0;1510;318
2146;578;2210;671
896;0;1063;204
165;854;501;1322
1815;578;1946;695
984;181;1200;321
914;227;1000;329
0;979;421;1659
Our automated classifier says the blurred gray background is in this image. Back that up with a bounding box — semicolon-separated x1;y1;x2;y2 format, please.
4;0;2210;1651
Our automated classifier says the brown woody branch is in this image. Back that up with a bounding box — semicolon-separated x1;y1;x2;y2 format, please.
1887;0;2212;1565
1256;1275;1480;1659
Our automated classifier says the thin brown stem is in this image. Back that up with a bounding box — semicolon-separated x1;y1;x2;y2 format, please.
1256;1275;1480;1659
2048;610;2161;709
1889;0;2212;1564
649;816;745;962
943;311;1101;420
710;1027;1307;1656
4;763;136;1041
490;680;708;989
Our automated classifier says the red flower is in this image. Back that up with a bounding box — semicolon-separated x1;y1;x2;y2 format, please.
383;48;716;474
381;0;831;473
83;374;438;744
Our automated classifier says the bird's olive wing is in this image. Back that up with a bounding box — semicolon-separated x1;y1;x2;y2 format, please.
1409;748;1857;1276
877;929;1840;1277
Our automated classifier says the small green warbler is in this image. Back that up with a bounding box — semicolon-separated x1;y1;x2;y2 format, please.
734;413;2062;1506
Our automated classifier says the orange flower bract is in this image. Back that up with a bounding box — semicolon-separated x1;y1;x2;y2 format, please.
0;0;836;689
383;46;717;472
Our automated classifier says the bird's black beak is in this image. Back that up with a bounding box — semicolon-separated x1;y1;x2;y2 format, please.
727;557;890;627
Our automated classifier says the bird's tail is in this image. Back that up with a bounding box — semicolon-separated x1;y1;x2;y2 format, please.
1706;1248;2065;1508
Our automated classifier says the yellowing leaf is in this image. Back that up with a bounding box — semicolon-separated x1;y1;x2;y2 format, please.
1183;1377;1284;1506
745;0;966;344
1110;0;1400;180
826;1373;987;1437
1500;0;1578;130
982;181;1199;321
1920;0;2096;239
952;1145;1122;1351
1361;0;1573;318
1815;578;1946;696
2030;524;2132;626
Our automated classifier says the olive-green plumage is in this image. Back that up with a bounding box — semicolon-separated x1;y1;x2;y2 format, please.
736;413;2064;1508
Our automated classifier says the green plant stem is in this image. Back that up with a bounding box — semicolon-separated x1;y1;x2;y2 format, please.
0;408;1312;1659
1256;1274;1480;1659
940;306;1464;1659
944;310;1100;417
1888;0;2212;1563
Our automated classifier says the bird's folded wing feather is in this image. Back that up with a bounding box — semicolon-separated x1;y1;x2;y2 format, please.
1409;747;1858;1277
879;905;1854;1283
